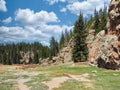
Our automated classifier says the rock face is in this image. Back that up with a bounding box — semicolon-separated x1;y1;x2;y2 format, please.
58;37;73;63
108;0;120;36
88;0;120;70
20;51;34;64
40;37;73;66
51;37;73;64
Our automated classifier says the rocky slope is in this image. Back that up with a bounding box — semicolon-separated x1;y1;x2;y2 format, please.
52;37;73;64
87;0;120;70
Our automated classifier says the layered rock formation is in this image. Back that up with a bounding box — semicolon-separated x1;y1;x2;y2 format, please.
88;0;120;70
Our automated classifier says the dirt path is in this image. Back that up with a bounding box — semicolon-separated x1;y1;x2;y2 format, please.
42;77;69;90
15;71;41;90
17;82;29;90
42;73;91;90
17;78;31;90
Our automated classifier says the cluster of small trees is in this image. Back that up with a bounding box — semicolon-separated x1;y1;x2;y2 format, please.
94;7;108;35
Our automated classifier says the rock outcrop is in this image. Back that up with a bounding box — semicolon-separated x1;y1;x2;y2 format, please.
40;37;74;66
88;0;120;70
108;0;120;36
20;51;34;64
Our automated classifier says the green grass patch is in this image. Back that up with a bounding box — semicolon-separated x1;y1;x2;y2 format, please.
30;64;98;76
0;83;17;90
53;79;93;90
27;83;48;90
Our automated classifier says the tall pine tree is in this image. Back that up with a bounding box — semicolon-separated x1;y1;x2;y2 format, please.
49;36;59;59
72;13;88;62
59;31;65;49
94;9;100;35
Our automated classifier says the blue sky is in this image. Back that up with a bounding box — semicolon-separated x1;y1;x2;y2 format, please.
0;0;110;45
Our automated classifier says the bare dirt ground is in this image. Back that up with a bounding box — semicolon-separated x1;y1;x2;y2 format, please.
42;77;69;90
42;73;91;90
0;65;21;73
16;78;31;90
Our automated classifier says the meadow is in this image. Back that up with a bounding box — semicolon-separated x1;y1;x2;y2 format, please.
0;63;120;90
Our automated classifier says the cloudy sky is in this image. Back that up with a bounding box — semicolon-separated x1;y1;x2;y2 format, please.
0;0;110;45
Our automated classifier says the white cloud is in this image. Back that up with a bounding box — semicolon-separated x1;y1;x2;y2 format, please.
0;25;73;45
41;41;50;46
2;17;12;24
45;0;110;16
60;8;67;12
65;0;111;16
15;8;59;26
45;0;79;5
0;26;50;43
0;0;7;12
0;8;73;45
45;0;66;5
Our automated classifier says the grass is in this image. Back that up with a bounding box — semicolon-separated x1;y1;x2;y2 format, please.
53;79;92;90
0;64;120;90
0;73;19;90
30;64;96;76
27;83;48;90
0;83;17;90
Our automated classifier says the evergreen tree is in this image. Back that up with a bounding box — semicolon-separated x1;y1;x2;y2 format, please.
97;7;107;31
94;9;100;35
59;31;65;49
64;29;69;42
34;51;39;64
49;36;59;59
72;13;88;62
94;8;107;35
70;29;73;38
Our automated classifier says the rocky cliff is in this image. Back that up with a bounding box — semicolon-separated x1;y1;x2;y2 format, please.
87;0;120;70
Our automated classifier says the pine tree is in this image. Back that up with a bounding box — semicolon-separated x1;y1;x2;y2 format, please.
64;29;69;42
34;51;39;64
59;31;65;49
94;8;107;35
97;7;107;31
70;29;73;38
72;13;88;62
94;9;100;35
49;36;59;59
